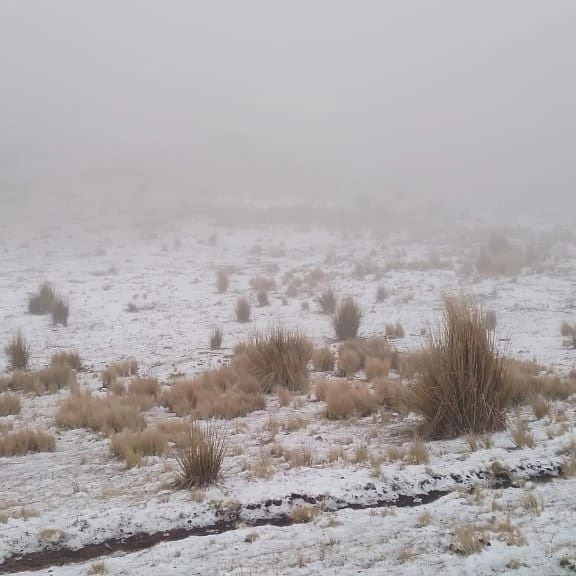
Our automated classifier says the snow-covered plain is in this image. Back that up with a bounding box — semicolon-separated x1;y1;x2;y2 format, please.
1;205;576;575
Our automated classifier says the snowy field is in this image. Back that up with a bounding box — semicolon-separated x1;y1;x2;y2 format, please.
1;205;576;575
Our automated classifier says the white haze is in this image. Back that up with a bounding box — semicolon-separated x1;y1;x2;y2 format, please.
1;0;575;215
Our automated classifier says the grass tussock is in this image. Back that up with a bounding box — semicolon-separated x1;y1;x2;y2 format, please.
163;366;265;419
4;332;31;371
175;421;228;488
364;357;391;380
102;359;138;388
256;289;270;307
332;297;363;340
0;393;21;416
209;326;223;350
110;428;168;468
561;321;575;337
250;276;276;292
235;296;251;323
56;391;146;435
236;327;313;393
324;381;377;419
337;348;361;378
51;297;69;326
311;347;335;372
0;428;56;457
412;296;511;439
28;282;57;315
317;285;337;315
374;378;411;414
7;366;76;395
126;377;161;409
337;337;392;371
216;270;229;293
385;322;405;339
50;351;83;371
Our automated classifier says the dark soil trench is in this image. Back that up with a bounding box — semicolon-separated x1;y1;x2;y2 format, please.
0;464;561;574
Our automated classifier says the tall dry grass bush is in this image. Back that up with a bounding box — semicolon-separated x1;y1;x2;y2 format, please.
7;366;75;395
216;270;229;293
28;283;57;315
4;333;30;371
311;347;335;372
56;391;146;434
50;351;83;371
175;420;228;488
0;393;21;416
235;296;251;323
337;348;361;378
163;366;265;419
110;428;167;468
412;296;511;439
236;327;313;393
210;326;223;350
318;285;337;315
51;297;69;326
385;322;405;339
324;381;378;419
102;359;138;388
332;297;363;340
0;428;56;457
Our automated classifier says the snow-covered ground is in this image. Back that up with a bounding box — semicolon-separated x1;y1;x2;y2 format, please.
1;207;576;575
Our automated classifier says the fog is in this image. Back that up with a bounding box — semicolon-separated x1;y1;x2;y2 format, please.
1;0;575;215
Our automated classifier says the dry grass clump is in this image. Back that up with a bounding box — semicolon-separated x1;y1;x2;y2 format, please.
102;359;138;388
332;297;363;340
408;437;430;464
476;234;524;277
531;395;549;419
412;296;511;439
28;282;57;315
0;428;56;457
324;381;377;419
235;296;251;323
175;420;227;488
338;337;392;371
50;351;83;371
0;393;21;416
51;297;69;326
256;289;270;307
511;419;535;448
163;366;265;419
454;525;489;555
376;285;388;303
317;285;337;315
237;327;313;393
508;362;576;403
364;357;391;381
56;391;146;434
7;366;76;395
110;428;167;468
290;506;318;524
210;326;223;350
250;276;276;292
4;332;30;371
484;310;497;331
216;270;229;293
311;347;335;372
374;378;411;413
385;322;405;339
126;377;161;410
337;348;361;378
0;392;22;416
561;321;575;337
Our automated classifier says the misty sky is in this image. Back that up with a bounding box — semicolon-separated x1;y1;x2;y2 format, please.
1;1;575;209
